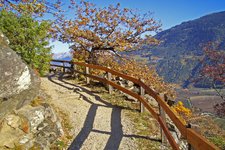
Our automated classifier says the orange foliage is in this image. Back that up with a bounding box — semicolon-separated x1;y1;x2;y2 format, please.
106;57;175;98
171;101;192;123
0;0;62;17
56;0;161;63
64;1;175;98
72;50;176;98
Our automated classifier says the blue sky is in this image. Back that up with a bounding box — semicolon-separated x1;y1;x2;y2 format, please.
51;0;225;53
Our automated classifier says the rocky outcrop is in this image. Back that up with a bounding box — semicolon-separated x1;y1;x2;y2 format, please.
166;119;189;150
0;32;63;149
0;99;63;149
0;32;40;120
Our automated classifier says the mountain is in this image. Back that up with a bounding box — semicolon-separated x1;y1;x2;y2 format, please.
52;51;72;61
51;52;72;67
129;11;225;88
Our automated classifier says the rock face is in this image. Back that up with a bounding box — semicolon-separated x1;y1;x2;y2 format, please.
0;100;63;149
0;32;40;120
0;32;63;149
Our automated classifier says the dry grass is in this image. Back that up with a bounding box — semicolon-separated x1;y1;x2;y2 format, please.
30;96;45;107
125;110;162;150
189;115;225;149
49;104;73;150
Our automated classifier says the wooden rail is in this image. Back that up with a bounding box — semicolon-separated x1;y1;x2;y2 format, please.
50;59;73;72
50;60;219;150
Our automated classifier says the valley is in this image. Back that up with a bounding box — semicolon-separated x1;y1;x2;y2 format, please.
176;88;224;114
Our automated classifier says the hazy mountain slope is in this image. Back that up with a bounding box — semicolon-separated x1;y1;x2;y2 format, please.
154;11;225;56
52;52;72;60
131;11;225;87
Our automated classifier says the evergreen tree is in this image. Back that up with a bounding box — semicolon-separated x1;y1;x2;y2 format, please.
0;10;52;75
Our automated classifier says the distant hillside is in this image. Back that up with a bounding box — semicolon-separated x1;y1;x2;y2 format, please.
51;52;72;67
129;11;225;88
53;51;72;61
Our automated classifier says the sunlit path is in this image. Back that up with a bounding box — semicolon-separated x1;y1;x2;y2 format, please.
41;73;160;149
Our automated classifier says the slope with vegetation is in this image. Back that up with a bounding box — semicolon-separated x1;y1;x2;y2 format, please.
129;11;225;88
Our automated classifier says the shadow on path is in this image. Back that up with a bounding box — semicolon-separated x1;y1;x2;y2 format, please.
48;73;160;150
104;107;122;150
68;104;98;150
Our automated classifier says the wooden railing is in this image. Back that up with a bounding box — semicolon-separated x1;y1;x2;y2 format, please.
50;59;219;150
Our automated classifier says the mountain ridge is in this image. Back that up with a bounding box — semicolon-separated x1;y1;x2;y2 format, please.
130;11;225;88
52;51;72;61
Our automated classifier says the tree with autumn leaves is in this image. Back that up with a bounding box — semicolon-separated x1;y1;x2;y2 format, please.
56;1;161;63
0;0;62;17
201;43;225;98
54;1;176;98
201;43;225;117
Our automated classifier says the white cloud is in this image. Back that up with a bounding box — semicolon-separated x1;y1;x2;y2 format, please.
50;40;70;53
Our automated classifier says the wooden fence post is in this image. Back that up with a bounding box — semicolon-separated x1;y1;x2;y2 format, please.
73;64;78;78
70;62;74;74
187;123;192;150
159;94;167;146
85;66;90;84
107;69;112;94
63;62;65;73
139;79;145;113
159;105;167;144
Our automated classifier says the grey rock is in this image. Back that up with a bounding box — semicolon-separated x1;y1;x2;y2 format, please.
0;47;30;97
0;102;63;149
42;103;57;122
0;33;63;149
5;114;21;129
19;134;33;144
123;93;137;102
179;140;188;150
145;94;158;107
17;105;45;133
0;32;40;120
166;119;188;149
118;81;126;87
126;80;134;87
116;76;124;81
56;121;64;136
37;122;48;131
34;119;61;149
0;116;25;149
132;86;140;93
170;131;179;143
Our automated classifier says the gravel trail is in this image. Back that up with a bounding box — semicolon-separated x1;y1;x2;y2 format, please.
41;73;138;150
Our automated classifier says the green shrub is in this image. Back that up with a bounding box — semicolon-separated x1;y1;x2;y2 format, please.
0;10;52;76
208;136;225;149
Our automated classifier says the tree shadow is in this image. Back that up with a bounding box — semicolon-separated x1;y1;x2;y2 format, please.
68;104;98;150
47;73;161;150
104;107;123;150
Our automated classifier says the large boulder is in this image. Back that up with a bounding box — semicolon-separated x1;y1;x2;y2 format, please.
0;32;40;120
0;33;63;149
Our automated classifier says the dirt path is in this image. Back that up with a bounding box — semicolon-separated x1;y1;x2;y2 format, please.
41;73;139;150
